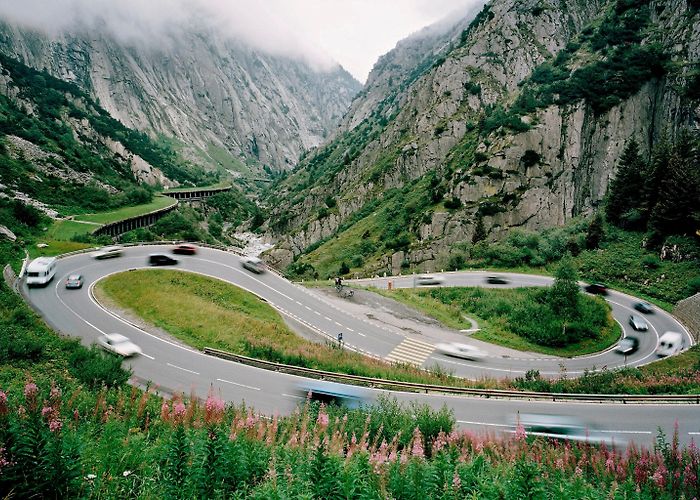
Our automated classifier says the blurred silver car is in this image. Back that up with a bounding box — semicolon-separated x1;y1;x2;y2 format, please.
508;413;617;446
296;380;370;409
241;257;266;274
64;273;83;289
93;246;123;260
628;314;648;332
416;274;444;286
97;333;142;357
435;342;486;360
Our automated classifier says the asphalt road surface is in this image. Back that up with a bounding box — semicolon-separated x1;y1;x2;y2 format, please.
22;245;699;445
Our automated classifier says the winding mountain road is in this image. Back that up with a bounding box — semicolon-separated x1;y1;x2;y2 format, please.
22;244;699;445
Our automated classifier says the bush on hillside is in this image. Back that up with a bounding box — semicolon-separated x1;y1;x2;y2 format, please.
68;346;131;388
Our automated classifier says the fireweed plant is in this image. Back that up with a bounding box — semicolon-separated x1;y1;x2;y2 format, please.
0;382;698;498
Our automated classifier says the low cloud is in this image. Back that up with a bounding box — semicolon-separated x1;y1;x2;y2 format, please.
0;0;338;71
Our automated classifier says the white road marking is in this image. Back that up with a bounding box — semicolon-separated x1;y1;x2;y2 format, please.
167;363;200;375
217;378;261;391
689;432;700;435
346;328;354;332
282;393;304;400
457;420;512;428
600;430;652;435
140;353;155;360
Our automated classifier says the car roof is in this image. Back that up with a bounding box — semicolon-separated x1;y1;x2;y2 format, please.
104;333;130;342
67;273;82;279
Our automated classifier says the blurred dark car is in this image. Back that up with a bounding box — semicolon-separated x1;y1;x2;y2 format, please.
633;301;653;314
148;254;178;266
584;283;608;295
172;243;197;255
486;276;509;285
65;273;83;289
615;336;639;355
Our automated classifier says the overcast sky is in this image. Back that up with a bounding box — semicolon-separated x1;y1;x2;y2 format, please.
0;0;483;83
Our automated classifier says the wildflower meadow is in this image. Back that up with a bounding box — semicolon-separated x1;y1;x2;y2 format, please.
0;381;698;499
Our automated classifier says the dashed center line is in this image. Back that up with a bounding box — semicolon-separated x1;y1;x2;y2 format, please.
217;378;261;391
167;362;199;375
141;353;155;360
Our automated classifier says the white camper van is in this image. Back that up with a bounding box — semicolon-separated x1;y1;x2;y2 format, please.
656;331;684;357
25;257;57;287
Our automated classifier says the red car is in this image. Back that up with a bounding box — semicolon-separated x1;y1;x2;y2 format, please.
172;244;197;255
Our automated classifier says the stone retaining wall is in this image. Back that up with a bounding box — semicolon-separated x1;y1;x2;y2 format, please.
674;293;700;343
92;200;178;238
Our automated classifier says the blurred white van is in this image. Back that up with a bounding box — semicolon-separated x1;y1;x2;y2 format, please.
656;331;683;357
26;257;57;286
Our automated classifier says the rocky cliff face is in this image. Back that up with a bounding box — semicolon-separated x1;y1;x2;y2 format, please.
0;20;361;177
266;0;700;276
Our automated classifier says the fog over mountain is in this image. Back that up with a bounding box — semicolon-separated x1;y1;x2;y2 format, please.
0;0;339;72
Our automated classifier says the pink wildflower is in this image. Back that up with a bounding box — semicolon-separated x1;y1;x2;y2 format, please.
316;405;329;429
49;385;61;402
160;401;170;421
605;457;615;474
173;401;186;423
652;464;667;489
49;418;62;433
204;393;225;425
245;410;257;429
42;406;53;418
24;382;38;410
24;382;37;399
514;421;527;442
575;466;583;477
0;390;7;417
411;428;424;458
453;471;461;490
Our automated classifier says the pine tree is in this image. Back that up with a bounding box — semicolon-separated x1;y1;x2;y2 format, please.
585;212;605;249
641;136;671;224
606;139;646;226
650;131;700;237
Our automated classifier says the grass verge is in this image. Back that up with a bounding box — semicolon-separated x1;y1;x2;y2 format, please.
73;195;175;224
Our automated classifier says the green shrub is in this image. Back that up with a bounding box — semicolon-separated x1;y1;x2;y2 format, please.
68;346;131;388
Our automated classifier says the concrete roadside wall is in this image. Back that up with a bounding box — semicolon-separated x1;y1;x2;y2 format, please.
92;200;178;238
674;293;700;343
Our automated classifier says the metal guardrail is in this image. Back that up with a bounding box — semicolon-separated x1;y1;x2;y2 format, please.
203;347;700;404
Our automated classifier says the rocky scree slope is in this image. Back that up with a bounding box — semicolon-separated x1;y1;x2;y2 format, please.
265;0;700;276
0;53;210;217
0;20;361;182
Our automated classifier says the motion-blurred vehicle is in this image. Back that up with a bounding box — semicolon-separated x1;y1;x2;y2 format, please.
615;336;639;355
435;342;486;360
241;256;266;274
64;273;83;289
97;333;142;357
172;243;197;255
584;283;608;295
633;301;654;314
25;257;57;286
296;380;369;409
656;331;683;357
93;246;123;260
486;275;509;284
416;275;444;286
628;314;648;332
508;413;616;445
148;253;178;266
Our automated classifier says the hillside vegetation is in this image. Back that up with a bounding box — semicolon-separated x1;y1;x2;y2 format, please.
0;53;215;217
265;0;699;294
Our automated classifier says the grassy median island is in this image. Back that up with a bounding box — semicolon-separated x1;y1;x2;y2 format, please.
374;287;620;357
96;269;462;384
